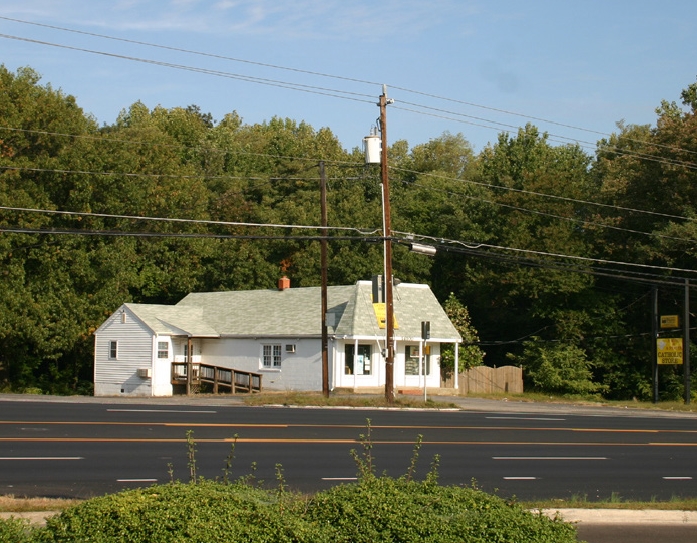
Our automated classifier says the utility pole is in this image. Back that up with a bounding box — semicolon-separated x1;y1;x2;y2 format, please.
320;161;329;397
379;85;395;404
652;286;659;403
684;278;691;405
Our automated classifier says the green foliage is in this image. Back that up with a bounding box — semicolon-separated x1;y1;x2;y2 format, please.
4;63;697;402
306;477;576;543
440;293;485;377
27;477;577;543
31;481;330;543
0;516;31;543
509;339;607;396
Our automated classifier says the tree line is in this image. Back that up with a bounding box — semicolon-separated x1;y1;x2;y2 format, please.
1;64;696;400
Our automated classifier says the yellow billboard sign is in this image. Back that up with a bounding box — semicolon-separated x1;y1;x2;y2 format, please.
372;303;399;329
656;338;683;365
660;315;679;329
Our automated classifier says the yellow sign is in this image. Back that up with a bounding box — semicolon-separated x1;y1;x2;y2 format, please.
660;315;679;329
657;338;683;365
372;303;399;329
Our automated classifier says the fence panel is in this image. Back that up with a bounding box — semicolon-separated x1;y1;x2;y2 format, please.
442;366;523;395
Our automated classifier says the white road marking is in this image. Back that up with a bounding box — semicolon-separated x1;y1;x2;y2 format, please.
662;476;693;480
494;457;607;460
503;477;538;480
0;457;84;460
117;479;158;483
486;416;566;421
321;477;358;481
107;409;217;414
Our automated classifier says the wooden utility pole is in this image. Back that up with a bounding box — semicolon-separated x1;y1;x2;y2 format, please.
379;85;395;404
320;161;329;397
652;286;659;403
684;278;691;405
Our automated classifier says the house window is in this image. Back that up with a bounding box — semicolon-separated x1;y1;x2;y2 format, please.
262;344;282;368
109;341;118;360
345;344;372;375
157;341;169;359
405;345;430;375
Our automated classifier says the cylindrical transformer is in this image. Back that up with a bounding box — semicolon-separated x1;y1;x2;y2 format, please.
363;134;381;164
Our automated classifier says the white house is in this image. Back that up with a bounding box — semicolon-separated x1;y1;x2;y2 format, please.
93;278;462;397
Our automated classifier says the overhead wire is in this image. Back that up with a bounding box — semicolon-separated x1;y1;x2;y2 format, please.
393;231;697;282
0;205;381;235
3;123;696;235
2;18;697;286
2;16;697;169
0;33;376;105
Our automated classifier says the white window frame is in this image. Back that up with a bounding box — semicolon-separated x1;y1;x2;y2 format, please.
157;341;169;359
109;340;118;360
262;344;282;369
405;344;430;376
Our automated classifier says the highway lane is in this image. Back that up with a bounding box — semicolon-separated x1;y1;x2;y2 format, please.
1;398;696;500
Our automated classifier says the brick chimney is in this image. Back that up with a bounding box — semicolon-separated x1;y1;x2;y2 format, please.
278;276;290;290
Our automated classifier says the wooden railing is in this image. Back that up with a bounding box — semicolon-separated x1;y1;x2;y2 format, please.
171;362;262;394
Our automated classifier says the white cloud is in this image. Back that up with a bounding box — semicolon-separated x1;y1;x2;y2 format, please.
1;0;470;40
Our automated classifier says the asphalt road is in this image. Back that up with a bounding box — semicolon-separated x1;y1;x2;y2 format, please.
1;394;697;542
1;394;696;501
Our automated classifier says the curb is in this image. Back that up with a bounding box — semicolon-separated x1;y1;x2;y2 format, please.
542;509;697;524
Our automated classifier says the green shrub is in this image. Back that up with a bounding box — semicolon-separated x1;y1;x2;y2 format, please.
0;516;31;543
306;476;577;543
509;339;607;396
31;481;330;543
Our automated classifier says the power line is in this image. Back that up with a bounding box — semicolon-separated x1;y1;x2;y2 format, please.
0;15;379;87
0;206;381;235
394;178;697;245
3;123;696;233
392;165;697;224
0;33;376;105
5;14;695;163
394;231;697;279
3;17;697;169
0;225;378;242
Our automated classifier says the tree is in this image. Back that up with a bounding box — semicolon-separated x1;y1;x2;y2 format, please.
508;339;607;396
439;293;484;379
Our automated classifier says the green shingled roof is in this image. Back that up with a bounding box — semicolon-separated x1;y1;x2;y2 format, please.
126;281;460;341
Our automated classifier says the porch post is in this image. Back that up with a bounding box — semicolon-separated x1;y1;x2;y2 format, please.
454;342;459;390
186;337;193;396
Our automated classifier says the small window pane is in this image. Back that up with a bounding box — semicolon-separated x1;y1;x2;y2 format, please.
345;345;371;375
109;341;118;359
263;344;282;368
405;345;429;375
157;341;169;359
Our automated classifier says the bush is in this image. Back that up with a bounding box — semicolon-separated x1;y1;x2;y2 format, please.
29;477;576;543
0;516;31;543
31;481;330;543
306;476;577;543
509;339;607;396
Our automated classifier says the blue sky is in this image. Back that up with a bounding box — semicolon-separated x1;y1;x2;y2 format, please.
1;1;696;154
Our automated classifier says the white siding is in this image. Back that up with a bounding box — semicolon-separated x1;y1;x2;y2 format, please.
200;337;323;391
94;307;155;396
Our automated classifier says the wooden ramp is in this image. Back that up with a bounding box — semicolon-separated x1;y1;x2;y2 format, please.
171;362;262;394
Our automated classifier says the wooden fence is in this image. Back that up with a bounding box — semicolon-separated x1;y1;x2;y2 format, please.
442;365;523;395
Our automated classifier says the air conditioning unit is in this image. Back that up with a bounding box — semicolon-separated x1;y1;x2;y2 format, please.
285;344;296;353
137;368;152;378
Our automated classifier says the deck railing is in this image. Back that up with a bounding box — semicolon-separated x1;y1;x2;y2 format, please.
171;362;262;394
